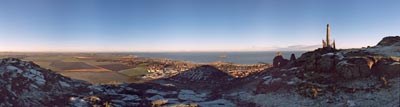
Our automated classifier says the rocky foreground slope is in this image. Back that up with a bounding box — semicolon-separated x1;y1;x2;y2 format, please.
0;36;399;107
237;36;400;106
0;58;91;106
0;58;237;107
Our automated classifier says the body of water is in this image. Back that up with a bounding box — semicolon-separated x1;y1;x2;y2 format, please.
131;51;305;64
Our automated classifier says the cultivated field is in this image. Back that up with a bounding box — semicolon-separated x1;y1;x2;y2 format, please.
118;67;148;77
50;61;98;70
0;52;149;84
98;64;133;71
60;71;132;84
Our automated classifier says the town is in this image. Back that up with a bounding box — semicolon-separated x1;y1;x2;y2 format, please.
120;57;271;79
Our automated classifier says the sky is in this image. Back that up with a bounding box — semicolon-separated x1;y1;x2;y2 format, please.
0;0;399;52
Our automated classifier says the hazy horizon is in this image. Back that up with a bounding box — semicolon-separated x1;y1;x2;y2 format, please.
0;0;399;52
0;49;309;53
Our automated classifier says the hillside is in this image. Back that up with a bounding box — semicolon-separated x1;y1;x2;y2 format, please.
0;58;90;106
232;36;400;106
0;36;399;107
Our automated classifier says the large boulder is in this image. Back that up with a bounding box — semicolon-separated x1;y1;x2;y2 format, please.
372;58;400;78
296;52;344;72
296;51;321;70
318;53;342;72
336;57;374;79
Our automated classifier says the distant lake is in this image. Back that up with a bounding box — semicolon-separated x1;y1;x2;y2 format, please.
131;51;305;64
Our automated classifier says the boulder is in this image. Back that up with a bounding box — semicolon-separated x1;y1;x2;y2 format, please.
297;52;343;72
318;53;339;72
296;51;321;70
372;58;400;78
336;57;374;79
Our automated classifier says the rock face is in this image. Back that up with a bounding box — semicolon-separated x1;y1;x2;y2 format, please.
377;36;400;46
318;53;340;72
372;58;400;79
296;49;398;80
296;51;343;73
336;57;374;79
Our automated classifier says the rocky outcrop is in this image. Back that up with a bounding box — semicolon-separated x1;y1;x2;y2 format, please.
284;36;400;102
364;36;400;57
296;51;343;73
295;48;397;80
377;36;400;46
0;58;90;106
273;52;289;68
290;54;296;61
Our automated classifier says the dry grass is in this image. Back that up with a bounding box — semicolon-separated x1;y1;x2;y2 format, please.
64;68;111;72
118;67;148;77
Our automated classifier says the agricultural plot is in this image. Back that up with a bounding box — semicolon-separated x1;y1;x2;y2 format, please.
60;71;131;84
98;64;133;71
1;52;145;84
25;55;79;62
50;61;98;70
118;67;149;77
33;61;61;71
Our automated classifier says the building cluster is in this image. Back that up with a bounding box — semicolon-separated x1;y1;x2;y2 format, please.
121;57;271;79
144;60;197;79
212;62;271;78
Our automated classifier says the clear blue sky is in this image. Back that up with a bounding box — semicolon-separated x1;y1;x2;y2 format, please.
0;0;399;52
